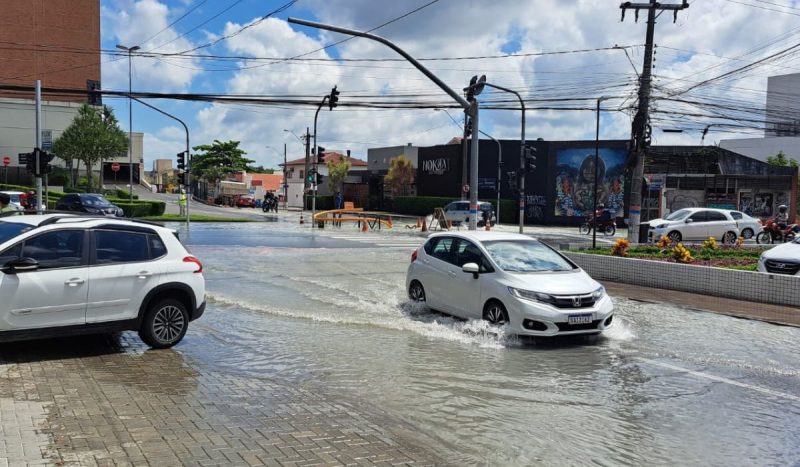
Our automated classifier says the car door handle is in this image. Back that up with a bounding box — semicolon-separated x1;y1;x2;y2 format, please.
65;278;85;286
137;271;153;279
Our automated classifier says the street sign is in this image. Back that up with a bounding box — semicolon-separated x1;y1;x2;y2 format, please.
462;183;470;193
18;153;29;165
2;156;10;166
111;162;121;172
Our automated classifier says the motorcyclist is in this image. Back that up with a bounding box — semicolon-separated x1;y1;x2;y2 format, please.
595;203;612;222
264;191;277;212
775;205;789;230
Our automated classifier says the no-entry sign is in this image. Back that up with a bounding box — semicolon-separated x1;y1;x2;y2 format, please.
111;162;121;172
2;156;10;166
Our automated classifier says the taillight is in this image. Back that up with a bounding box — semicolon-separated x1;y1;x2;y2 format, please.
411;249;418;263
183;256;203;273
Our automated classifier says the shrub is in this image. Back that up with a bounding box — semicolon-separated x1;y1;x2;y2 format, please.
671;243;694;263
612;238;630;257
656;234;672;249
701;236;719;251
735;236;745;248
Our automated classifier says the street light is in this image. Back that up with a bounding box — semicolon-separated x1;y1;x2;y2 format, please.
593;96;613;249
116;44;140;201
283;129;304;144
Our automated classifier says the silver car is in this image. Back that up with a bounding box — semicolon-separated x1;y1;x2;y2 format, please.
443;201;496;227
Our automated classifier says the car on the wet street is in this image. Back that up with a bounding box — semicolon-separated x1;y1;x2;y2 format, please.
406;231;613;336
648;207;740;243
442;200;496;227
236;194;257;208
757;236;800;275
55;193;125;217
0;214;205;347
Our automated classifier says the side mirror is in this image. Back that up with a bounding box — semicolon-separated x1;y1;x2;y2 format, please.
2;257;39;274
685;218;693;224
462;262;480;279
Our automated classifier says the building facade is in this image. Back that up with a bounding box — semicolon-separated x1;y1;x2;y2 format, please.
280;152;368;208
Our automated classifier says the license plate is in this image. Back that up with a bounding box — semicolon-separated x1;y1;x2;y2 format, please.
568;314;593;325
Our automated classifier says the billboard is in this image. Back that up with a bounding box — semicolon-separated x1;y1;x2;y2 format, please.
554;147;627;218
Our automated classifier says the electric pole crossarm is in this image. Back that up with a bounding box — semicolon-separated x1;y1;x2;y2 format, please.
287;18;470;111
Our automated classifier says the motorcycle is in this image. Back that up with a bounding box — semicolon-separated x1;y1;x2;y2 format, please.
262;197;278;213
579;208;616;236
755;218;798;244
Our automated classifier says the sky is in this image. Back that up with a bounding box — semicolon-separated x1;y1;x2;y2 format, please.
98;0;800;170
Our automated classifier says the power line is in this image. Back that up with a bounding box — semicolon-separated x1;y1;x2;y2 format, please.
146;0;248;52
137;0;210;47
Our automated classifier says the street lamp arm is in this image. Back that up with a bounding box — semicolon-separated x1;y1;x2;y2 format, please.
287;17;470;110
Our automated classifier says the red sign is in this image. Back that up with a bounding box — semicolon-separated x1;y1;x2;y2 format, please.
2;156;10;166
111;162;121;172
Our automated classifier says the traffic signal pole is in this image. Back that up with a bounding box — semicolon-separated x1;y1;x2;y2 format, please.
287;17;478;228
312;95;329;229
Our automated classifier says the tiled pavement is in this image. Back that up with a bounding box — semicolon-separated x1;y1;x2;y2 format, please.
0;335;443;467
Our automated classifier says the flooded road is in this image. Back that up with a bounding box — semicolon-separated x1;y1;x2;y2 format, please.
178;222;800;466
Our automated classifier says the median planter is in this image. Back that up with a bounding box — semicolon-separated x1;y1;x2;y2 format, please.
563;252;800;308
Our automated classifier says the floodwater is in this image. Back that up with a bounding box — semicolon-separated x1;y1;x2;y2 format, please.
177;222;800;466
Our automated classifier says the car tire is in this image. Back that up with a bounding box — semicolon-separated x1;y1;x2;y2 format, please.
668;231;682;243
483;300;509;326
741;228;754;239
139;298;189;349
408;280;426;302
722;231;737;244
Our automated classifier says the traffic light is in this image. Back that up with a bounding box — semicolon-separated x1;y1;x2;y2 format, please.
306;168;316;185
41;151;53;175
507;171;518;191
176;151;186;171
25;152;35;174
86;79;102;106
177;172;186;186
328;86;339;111
524;145;537;173
26;148;53;176
316;146;326;164
316;172;324;185
464;74;486;101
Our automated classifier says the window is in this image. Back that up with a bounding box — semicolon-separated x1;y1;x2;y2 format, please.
95;230;149;264
730;211;743;220
483;240;576;272
665;209;690;221
21;230;84;269
300;170;304;180
689;211;708;223
0;244;22;267
455;239;491;272
0;221;33;244
429;237;456;264
148;234;167;259
707;211;727;222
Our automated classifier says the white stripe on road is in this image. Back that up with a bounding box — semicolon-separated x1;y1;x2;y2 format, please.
641;358;800;403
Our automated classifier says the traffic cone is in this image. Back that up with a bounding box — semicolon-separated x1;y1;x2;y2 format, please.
421;218;427;232
416;217;421;228
387;216;393;228
362;220;368;232
299;212;305;224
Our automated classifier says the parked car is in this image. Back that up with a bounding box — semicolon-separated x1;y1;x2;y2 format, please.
55;193;124;217
406;231;614;337
648;207;740;244
443;201;496;226
757;236;800;276
236;195;257;208
725;210;763;239
0;214;205;347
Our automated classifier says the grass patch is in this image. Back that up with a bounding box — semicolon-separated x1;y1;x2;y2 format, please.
138;214;256;222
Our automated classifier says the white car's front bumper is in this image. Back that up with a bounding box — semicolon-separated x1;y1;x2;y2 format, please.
505;294;615;337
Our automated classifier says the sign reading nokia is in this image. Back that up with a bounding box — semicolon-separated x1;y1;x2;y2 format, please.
421;158;450;175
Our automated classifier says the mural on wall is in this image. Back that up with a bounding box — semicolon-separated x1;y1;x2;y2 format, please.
667;190;704;212
526;195;546;221
554;147;626;217
752;193;774;218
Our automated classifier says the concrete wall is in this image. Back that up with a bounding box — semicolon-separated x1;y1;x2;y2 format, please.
564;252;800;308
0;98;83;166
766;73;800;136
367;144;419;172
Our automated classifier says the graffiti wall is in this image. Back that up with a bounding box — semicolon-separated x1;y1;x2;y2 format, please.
666;190;704;212
554;147;627;218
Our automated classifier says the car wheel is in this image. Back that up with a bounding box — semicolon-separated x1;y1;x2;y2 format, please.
579;223;591;235
668;231;682;243
756;232;772;244
741;228;754;239
722;231;737;244
139;298;189;349
408;281;426;302
483;300;509;326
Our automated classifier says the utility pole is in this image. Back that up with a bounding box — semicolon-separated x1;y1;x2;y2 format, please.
621;0;688;242
304;126;310;195
283;143;288;210
35;80;42;214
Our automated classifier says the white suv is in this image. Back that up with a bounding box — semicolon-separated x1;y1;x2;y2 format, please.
0;214;205;348
443;201;496;227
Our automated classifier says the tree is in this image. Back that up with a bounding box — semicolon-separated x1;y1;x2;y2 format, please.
246;165;275;174
190;140;254;185
384;155;415;196
52;104;128;190
326;156;351;193
766;151;799;168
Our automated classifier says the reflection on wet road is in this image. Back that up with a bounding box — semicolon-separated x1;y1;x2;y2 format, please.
174;222;800;465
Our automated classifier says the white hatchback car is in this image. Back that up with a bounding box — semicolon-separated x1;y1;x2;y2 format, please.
0;214;205;348
406;231;614;337
757;237;800;276
648;207;740;244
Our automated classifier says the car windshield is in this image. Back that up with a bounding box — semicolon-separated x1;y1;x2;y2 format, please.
665;209;691;221
483;240;576;272
0;221;33;244
80;195;111;206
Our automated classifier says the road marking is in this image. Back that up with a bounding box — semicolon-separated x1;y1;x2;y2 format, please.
641;358;800;403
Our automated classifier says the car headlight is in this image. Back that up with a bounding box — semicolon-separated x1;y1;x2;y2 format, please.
508;287;555;304
657;223;668;229
592;286;605;300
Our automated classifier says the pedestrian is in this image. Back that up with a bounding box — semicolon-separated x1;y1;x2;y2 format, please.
0;193;20;215
179;190;187;216
335;191;344;210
